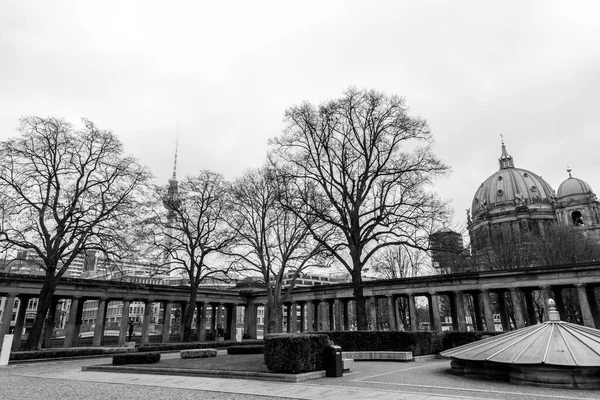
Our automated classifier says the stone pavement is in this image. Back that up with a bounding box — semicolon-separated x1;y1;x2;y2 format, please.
2;354;600;400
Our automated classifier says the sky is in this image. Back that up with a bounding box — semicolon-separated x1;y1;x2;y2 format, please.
2;1;600;231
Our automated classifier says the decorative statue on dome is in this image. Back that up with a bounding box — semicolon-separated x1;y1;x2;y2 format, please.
466;208;472;224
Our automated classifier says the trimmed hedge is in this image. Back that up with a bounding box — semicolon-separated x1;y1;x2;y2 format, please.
441;331;505;351
10;346;136;361
227;345;264;355
181;349;218;359
112;352;161;365
316;331;444;356
138;339;263;352
264;333;330;374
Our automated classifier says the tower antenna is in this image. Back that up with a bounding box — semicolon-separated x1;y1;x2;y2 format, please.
172;126;179;180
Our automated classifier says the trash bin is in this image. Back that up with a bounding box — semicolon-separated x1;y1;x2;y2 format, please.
324;344;343;377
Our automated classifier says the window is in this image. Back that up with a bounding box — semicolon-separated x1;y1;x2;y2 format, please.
572;210;584;226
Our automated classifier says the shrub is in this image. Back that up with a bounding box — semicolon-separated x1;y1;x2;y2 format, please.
10;347;136;361
441;331;505;351
264;333;330;374
227;345;264;355
181;349;218;359
138;339;263;352
317;331;444;356
112;352;161;365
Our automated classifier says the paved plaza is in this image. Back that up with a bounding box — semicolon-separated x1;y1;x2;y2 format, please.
2;354;600;400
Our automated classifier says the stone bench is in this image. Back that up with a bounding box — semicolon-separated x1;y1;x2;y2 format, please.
342;351;413;361
180;348;218;359
342;358;354;371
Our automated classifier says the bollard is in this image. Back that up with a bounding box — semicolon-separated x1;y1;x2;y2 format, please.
0;334;14;366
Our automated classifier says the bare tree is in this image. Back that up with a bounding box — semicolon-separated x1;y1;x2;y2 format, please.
227;167;326;333
369;245;429;279
150;171;234;341
530;224;600;266
0;117;151;350
271;88;451;330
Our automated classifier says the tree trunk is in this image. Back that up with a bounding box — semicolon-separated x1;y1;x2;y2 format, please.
183;288;197;342
267;300;283;333
353;274;369;330
24;276;56;351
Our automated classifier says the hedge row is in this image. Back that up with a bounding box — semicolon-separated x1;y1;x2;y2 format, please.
181;349;218;359
138;339;263;352
10;346;136;361
227;345;264;355
314;331;505;356
264;333;330;374
113;352;161;365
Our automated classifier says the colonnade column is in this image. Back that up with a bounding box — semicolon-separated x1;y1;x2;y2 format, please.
12;295;31;350
450;291;466;332
408;294;418;331
369;297;378;330
342;300;350;331
299;302;306;332
470;292;484;331
387;295;397;331
245;303;257;339
196;302;206;341
210;303;217;338
226;304;237;340
141;299;153;345
64;296;84;348
0;293;17;348
285;303;292;333
428;293;441;332
313;300;320;331
553;288;567;321
509;289;525;329
179;302;189;342
306;301;315;332
92;297;108;346
118;299;131;345
586;286;600;328
576;284;596;328
480;290;495;332
495;291;510;331
262;304;269;335
524;290;537;325
290;302;298;332
161;301;172;343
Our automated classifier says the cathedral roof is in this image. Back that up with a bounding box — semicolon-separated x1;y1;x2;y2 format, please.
557;168;594;198
471;143;555;216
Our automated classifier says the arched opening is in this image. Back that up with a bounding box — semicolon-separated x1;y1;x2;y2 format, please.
571;210;584;226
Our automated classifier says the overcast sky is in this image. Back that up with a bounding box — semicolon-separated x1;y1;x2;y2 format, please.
2;1;599;230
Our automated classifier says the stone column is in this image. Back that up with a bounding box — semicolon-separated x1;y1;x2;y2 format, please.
428;293;442;332
262;304;269;335
576;284;596;328
342;300;350;331
328;300;335;331
306;301;314;332
92;297;108;346
246;303;257;339
313;300;321;331
387;295;397;331
141;300;152;344
394;296;402;331
470;292;484;331
509;289;525;329
451;291;466;332
299;302;306;332
0;293;16;348
197;302;206;341
179;302;189;342
118;299;131;345
12;295;31;350
227;304;237;340
586;286;600;329
539;286;554;321
480;290;495;332
43;297;60;348
408;294;418;331
334;299;343;332
369;297;378;330
290;302;298;333
524;290;537;325
161;302;172;343
64;297;84;348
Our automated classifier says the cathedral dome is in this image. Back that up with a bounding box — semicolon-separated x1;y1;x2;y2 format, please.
471;143;555;217
557;170;594;198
